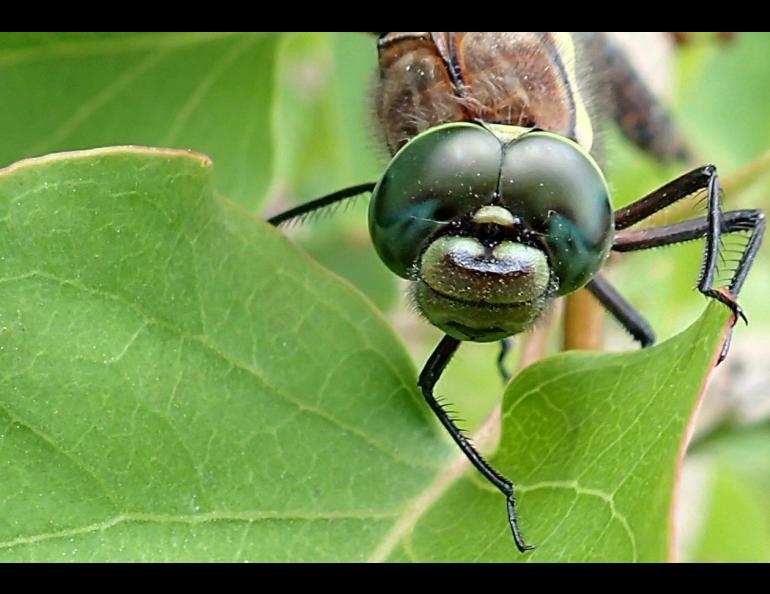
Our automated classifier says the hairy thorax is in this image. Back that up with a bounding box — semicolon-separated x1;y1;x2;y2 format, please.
375;32;594;155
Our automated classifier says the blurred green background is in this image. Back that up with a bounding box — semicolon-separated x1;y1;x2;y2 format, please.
1;32;768;562
265;32;770;563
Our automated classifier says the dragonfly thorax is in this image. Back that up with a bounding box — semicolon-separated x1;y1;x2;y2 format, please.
376;32;594;155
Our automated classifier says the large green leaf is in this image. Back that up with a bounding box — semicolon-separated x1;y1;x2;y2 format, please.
0;148;450;561
0;148;730;561
0;32;280;209
389;303;729;562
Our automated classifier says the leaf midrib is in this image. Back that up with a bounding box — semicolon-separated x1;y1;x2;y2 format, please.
0;270;438;472
0;509;403;551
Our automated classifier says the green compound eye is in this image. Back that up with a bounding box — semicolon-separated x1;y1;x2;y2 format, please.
499;132;614;295
369;123;502;279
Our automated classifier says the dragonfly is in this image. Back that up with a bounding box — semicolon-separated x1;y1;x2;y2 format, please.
268;32;766;553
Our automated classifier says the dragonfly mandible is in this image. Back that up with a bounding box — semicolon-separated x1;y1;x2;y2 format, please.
268;32;766;553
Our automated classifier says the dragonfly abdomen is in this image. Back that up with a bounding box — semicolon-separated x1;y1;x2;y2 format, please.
585;32;691;162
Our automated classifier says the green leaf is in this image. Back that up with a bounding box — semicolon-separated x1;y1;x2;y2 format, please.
381;303;731;563
0;148;731;562
0;148;450;562
0;32;281;209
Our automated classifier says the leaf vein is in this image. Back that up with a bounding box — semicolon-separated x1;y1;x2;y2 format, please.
0;509;401;551
0;402;124;513
1;271;437;471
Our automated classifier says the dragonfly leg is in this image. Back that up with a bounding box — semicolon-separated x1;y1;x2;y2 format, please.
587;275;656;348
615;180;766;361
615;209;766;298
614;166;720;231
420;335;534;553
497;339;513;384
616;167;741;318
267;183;376;227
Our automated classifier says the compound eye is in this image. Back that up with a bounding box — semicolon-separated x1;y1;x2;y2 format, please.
369;123;502;279
499;132;614;295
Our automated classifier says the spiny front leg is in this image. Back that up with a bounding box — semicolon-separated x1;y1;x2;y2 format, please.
614;165;766;359
419;335;534;553
587;275;656;349
267;184;376;228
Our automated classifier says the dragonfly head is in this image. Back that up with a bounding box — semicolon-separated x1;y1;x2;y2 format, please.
369;123;614;342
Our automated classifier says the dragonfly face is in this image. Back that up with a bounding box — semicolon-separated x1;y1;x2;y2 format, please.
369;122;613;342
